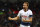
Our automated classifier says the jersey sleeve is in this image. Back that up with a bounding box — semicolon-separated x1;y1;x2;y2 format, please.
17;11;21;17
29;11;33;17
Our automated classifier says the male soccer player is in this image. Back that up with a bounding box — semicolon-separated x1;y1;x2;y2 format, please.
8;2;33;27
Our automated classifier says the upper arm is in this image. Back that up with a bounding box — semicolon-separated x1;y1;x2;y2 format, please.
17;11;21;17
29;11;33;18
17;11;21;19
16;16;19;20
29;11;33;20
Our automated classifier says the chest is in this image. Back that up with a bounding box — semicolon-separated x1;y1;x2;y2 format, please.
21;11;29;17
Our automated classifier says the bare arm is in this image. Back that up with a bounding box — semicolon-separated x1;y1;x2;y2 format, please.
25;17;32;22
8;16;19;21
22;17;32;22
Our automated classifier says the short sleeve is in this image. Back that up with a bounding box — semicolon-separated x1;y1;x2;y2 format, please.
29;11;33;17
30;11;33;15
17;11;21;17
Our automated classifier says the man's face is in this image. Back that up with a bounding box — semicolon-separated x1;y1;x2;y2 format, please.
23;3;28;9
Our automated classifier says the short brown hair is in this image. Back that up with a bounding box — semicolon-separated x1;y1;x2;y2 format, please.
23;2;29;6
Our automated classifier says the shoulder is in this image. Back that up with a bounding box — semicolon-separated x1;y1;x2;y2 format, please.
19;9;23;12
28;9;32;12
28;9;33;15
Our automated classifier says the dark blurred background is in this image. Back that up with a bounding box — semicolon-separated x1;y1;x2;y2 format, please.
0;0;40;27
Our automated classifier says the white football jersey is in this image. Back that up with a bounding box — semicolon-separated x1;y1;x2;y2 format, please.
17;9;33;21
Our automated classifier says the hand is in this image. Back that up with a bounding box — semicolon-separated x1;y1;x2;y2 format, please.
22;19;30;22
22;19;25;22
8;17;12;20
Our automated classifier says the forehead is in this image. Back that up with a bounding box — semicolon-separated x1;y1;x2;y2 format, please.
23;3;27;5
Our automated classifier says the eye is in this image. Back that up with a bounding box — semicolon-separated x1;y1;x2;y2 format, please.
27;5;28;6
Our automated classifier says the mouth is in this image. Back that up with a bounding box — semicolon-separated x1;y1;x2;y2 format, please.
23;7;25;9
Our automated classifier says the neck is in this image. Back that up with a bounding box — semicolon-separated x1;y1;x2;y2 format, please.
24;8;28;12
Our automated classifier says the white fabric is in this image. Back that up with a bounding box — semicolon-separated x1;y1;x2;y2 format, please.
17;9;33;21
20;24;30;27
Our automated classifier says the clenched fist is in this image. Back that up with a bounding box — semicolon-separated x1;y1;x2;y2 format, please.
8;17;12;20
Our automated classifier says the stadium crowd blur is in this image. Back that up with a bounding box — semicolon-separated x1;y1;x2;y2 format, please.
0;0;40;27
